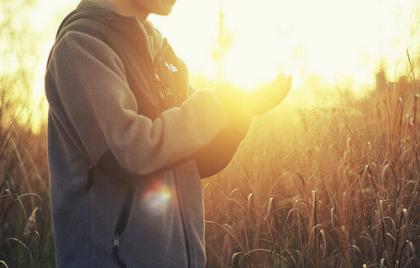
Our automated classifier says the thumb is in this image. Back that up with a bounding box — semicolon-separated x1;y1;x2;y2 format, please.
252;75;292;115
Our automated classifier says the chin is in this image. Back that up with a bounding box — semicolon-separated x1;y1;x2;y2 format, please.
152;5;174;16
131;0;175;16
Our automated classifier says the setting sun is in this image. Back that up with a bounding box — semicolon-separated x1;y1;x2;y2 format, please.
26;0;419;98
152;0;418;89
0;0;417;133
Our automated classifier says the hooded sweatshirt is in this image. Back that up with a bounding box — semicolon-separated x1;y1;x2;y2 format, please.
44;0;238;267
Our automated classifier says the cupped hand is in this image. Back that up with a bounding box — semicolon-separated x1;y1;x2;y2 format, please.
247;74;292;116
213;75;292;119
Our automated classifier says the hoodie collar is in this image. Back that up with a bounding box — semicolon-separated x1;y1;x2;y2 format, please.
77;0;164;61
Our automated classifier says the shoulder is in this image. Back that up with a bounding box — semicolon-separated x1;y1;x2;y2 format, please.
49;30;125;75
49;7;126;69
54;30;115;56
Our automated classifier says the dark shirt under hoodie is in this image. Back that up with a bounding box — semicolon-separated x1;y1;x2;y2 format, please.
43;0;253;267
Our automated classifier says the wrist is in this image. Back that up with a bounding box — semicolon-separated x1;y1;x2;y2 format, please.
214;88;254;121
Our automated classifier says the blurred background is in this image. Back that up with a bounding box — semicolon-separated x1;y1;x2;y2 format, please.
0;0;419;267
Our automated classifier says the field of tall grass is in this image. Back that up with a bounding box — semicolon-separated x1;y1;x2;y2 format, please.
0;62;419;268
0;2;419;267
203;72;420;267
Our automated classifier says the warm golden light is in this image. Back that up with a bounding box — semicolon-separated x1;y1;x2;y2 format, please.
32;0;417;89
1;2;419;267
5;0;419;130
153;0;418;90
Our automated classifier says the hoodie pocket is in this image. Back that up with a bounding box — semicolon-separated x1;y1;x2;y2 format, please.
114;172;187;266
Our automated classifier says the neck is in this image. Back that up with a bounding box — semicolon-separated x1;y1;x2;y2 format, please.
93;0;149;22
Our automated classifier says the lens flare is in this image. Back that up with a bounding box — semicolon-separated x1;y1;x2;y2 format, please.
141;180;173;216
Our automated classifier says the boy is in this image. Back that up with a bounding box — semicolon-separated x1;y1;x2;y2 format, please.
44;0;289;267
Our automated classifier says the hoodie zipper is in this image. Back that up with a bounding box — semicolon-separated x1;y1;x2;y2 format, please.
172;170;192;268
112;184;135;268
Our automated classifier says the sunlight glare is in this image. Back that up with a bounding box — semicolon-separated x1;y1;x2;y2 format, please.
153;0;417;90
142;181;173;216
13;0;420;128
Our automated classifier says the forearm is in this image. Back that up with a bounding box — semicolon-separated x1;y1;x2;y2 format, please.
46;31;231;177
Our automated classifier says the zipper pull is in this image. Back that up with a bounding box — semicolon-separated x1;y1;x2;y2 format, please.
113;235;120;248
112;235;127;268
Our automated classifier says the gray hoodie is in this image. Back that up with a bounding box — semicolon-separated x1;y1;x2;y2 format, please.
44;1;232;267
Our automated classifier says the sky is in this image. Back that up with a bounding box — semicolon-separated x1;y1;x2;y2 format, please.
32;0;418;86
12;0;420;117
154;0;419;89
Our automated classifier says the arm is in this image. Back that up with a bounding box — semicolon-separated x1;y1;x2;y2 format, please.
188;86;253;178
45;31;230;177
187;72;292;178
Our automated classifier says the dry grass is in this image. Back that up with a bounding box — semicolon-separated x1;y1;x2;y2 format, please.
0;65;419;267
203;73;420;267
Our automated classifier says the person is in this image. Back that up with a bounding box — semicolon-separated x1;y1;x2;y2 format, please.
44;0;290;267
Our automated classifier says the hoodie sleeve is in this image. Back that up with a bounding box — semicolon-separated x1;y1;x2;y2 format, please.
188;86;253;178
45;31;230;176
